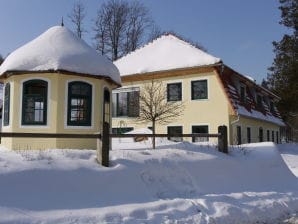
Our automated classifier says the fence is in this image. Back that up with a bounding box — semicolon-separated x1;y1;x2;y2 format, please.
0;124;228;167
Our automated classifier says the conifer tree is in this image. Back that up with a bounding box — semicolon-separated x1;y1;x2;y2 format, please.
268;0;298;118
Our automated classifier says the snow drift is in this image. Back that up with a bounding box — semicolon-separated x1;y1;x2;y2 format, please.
0;142;297;223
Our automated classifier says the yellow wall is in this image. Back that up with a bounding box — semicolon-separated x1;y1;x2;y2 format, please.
1;73;114;150
112;70;231;143
230;115;281;144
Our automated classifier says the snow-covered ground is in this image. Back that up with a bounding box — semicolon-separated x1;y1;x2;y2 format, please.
0;140;297;224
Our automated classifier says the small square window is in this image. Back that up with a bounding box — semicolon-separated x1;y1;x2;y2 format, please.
167;83;182;101
167;126;183;142
191;80;208;100
192;125;209;142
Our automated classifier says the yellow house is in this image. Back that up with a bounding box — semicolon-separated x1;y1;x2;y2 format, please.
0;26;120;150
112;34;284;145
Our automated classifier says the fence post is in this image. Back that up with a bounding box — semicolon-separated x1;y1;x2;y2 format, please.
218;125;228;154
98;122;110;167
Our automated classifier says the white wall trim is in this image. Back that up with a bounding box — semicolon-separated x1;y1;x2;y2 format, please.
2;81;12;129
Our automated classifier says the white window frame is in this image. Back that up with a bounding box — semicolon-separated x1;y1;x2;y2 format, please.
19;77;51;129
190;77;210;101
64;79;95;130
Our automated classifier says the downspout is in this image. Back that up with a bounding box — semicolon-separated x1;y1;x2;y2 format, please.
231;115;240;125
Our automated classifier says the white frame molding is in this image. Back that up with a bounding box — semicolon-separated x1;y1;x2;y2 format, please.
189;77;210;101
165;79;184;102
2;81;12;129
190;123;210;143
19;77;51;129
64;79;95;130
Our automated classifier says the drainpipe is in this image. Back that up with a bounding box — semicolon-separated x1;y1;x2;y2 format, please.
231;115;240;125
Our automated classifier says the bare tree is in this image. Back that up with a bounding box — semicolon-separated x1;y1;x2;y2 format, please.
68;1;86;39
93;0;153;60
124;1;152;53
147;24;163;42
137;80;185;149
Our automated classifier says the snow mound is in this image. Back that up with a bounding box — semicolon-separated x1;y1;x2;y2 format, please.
0;26;121;85
114;34;221;76
0;142;297;223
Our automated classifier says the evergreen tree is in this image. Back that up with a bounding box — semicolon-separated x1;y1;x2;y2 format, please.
268;0;298;117
0;55;3;65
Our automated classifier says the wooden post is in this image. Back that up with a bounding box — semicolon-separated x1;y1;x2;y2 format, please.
98;122;110;167
218;125;228;154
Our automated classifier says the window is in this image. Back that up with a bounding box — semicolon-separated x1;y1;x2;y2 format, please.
240;85;246;103
112;89;139;117
103;89;110;124
270;101;275;113
22;80;47;125
276;131;279;144
112;127;133;134
272;130;275;143
167;83;182;101
247;127;251;143
267;130;270;141
256;94;263;109
191;80;208;100
259;127;263;142
168;126;183;142
67;81;92;126
237;126;242;145
192;125;209;142
3;83;10;126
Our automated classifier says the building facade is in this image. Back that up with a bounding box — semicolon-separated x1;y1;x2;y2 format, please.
112;34;284;145
0;26;120;150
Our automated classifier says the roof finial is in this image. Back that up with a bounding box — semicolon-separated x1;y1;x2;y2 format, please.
61;17;64;27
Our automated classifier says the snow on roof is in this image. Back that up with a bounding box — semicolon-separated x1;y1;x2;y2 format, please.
114;34;221;76
0;26;121;85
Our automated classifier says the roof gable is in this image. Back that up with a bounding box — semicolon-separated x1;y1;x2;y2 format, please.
115;34;221;76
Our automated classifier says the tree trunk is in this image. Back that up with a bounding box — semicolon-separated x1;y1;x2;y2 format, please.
152;120;156;149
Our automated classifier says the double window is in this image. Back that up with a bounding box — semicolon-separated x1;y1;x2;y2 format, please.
3;83;10;126
112;88;139;117
167;83;182;101
22;80;47;125
191;80;208;100
67;81;92;126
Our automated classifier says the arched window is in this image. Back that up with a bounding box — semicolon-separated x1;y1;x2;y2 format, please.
67;81;92;126
22;80;48;125
3;83;10;126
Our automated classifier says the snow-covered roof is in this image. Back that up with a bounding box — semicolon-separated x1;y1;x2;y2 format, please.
114;34;221;76
0;26;121;85
218;66;285;126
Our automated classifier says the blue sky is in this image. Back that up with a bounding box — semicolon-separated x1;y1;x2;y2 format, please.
0;0;287;83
